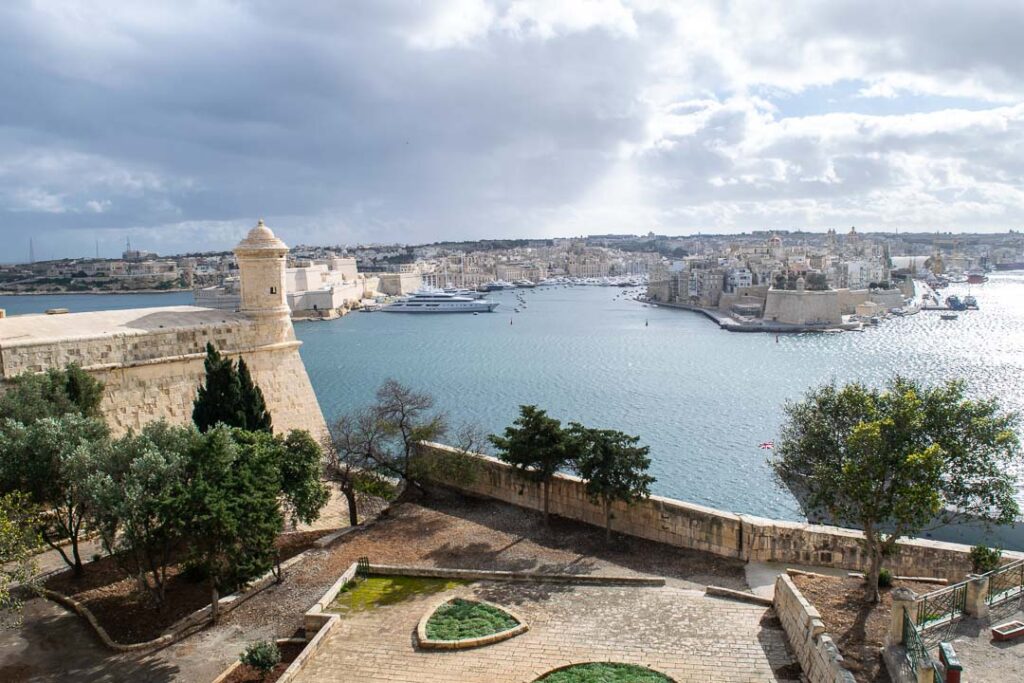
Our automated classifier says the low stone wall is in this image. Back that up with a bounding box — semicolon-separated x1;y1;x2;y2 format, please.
417;443;1021;582
773;575;855;683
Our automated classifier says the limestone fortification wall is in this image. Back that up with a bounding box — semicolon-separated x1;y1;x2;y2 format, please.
763;289;842;325
0;308;326;438
773;574;855;683
417;443;1022;582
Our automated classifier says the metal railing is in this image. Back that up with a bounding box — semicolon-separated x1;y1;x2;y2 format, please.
985;559;1024;607
903;609;931;676
916;580;967;631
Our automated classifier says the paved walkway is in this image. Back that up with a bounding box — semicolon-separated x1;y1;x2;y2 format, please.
295;581;800;683
945;603;1024;683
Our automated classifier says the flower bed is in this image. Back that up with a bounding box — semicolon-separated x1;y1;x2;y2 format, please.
534;663;673;682
425;598;518;640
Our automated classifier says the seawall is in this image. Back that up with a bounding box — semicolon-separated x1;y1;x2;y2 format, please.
417;443;1022;581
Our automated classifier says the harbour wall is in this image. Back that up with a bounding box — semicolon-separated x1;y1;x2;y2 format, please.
417;443;1022;581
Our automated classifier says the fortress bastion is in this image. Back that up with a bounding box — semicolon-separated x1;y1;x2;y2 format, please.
0;221;327;437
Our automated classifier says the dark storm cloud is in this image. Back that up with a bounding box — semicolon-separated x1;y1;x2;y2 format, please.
2;1;1024;259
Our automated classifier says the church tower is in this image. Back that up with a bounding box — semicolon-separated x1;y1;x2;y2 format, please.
234;220;292;340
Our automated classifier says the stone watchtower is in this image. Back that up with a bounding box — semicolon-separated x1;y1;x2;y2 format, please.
234;219;293;343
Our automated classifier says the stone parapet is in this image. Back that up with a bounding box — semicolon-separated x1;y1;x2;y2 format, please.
416;443;1022;582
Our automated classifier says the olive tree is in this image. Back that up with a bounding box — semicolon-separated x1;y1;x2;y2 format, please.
772;377;1021;602
88;422;197;609
0;492;39;627
0;414;109;576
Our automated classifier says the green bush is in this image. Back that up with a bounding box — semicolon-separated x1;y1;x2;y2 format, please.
535;663;672;682
240;640;280;679
878;568;893;588
969;545;1002;574
425;599;519;640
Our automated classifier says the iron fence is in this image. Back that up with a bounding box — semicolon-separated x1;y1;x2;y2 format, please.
903;609;929;674
916;581;967;630
985;559;1024;607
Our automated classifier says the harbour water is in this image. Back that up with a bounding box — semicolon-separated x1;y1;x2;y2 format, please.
3;274;1024;547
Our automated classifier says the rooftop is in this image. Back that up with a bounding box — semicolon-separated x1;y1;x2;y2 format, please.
0;305;247;347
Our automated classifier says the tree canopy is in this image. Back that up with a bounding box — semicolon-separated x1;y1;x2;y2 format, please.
489;405;570;525
193;343;272;433
772;376;1021;601
0;363;104;425
568;424;655;542
0;414;109;575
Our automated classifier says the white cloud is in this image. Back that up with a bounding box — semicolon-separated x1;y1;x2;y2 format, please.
3;0;1024;257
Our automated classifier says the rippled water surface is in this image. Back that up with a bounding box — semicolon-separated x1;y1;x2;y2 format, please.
296;274;1024;529
5;276;1023;538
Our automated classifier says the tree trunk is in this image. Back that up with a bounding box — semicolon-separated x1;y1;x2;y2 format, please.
604;500;612;544
70;535;83;577
210;584;220;623
864;535;883;603
344;486;359;527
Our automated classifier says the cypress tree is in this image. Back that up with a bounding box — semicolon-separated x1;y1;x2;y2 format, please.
192;343;245;432
238;358;273;433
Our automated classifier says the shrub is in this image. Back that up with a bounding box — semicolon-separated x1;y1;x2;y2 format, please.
240;640;280;679
877;568;893;588
969;545;1002;574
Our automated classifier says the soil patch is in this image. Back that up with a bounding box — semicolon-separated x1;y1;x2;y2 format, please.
44;529;336;644
221;640;305;683
792;574;936;683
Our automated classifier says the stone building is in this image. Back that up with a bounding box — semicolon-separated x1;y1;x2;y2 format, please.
0;221;327;438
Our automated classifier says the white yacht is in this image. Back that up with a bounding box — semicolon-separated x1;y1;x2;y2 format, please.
383;289;499;313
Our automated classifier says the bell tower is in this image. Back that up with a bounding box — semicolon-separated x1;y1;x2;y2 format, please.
234;219;290;321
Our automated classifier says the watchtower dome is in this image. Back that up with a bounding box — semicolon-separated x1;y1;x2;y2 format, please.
234;219;290;320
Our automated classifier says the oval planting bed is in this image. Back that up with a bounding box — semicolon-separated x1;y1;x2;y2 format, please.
534;663;674;683
416;598;527;650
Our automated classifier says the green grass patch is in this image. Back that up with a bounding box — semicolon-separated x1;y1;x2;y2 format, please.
535;663;673;683
327;575;468;615
424;599;519;641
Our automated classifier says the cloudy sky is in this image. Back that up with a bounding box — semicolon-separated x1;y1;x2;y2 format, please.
3;0;1024;259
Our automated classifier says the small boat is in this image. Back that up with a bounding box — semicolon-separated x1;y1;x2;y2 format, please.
967;268;988;284
963;295;978;309
940;313;959;321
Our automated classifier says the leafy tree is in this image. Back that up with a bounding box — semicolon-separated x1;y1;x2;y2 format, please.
88;422;197;609
489;405;570;526
0;415;109;576
279;429;329;524
0;363;104;424
772;377;1021;602
238;358;272;433
567;424;655;542
0;492;39;627
192;343;245;432
233;429;328;528
180;426;283;621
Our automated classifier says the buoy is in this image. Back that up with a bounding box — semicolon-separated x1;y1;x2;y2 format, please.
510;318;513;325
645;319;648;327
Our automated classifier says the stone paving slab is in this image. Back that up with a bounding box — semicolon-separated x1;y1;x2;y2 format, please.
294;580;799;683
